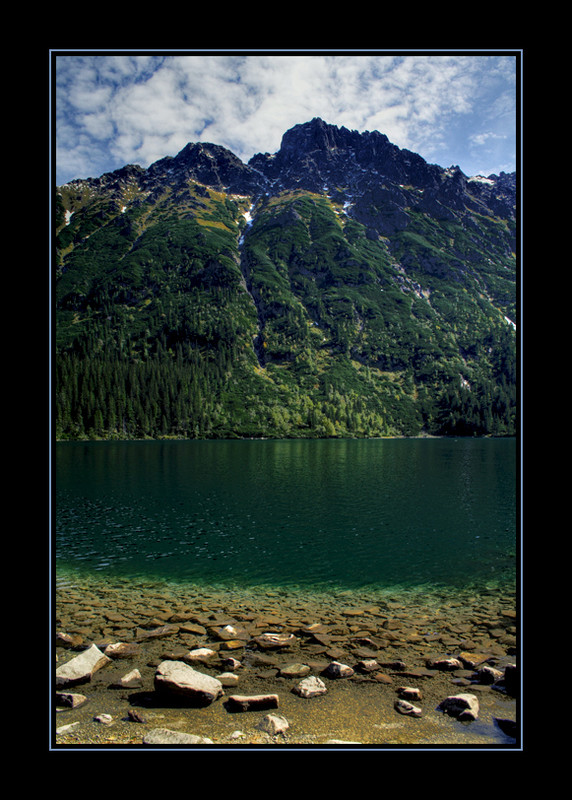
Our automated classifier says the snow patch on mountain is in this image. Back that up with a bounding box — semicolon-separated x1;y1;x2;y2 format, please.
239;203;255;246
469;175;496;186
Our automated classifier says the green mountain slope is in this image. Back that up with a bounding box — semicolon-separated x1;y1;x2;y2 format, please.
54;121;517;440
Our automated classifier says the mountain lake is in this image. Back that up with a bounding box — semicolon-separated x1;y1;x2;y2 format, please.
53;437;519;748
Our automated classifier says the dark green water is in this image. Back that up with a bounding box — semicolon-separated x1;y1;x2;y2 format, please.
55;438;517;595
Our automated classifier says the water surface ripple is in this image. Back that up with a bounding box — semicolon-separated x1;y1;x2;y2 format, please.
55;438;517;597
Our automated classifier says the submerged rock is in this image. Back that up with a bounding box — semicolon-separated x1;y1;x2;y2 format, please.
55;691;88;708
56;721;81;735
210;624;249;642
56;644;112;687
183;647;218;665
427;656;463;671
292;676;328;698
397;686;423;702
394;698;423;717
437;693;480;721
355;659;380;673
278;663;311;678
220;656;242;671
113;668;142;689
458;651;491;669
104;642;142;659
219;672;240;686
474;665;504;684
225;693;280;711
56;631;84;649
323;661;355;679
143;728;213;745
219;640;246;651
154;660;223;705
256;714;290;735
135;624;180;642
252;633;297;650
127;709;147;724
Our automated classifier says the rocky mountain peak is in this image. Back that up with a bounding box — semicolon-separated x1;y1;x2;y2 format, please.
145;140;266;196
55;117;518;441
279;117;354;155
248;118;445;202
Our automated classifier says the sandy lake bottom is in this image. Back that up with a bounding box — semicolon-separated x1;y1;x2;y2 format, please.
53;572;519;750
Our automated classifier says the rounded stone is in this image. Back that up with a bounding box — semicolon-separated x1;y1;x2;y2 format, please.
292;676;328;698
279;663;311;678
437;693;480;721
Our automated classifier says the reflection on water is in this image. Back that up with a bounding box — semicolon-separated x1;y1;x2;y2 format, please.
55;438;517;594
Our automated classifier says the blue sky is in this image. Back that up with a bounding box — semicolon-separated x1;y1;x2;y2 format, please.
53;51;519;186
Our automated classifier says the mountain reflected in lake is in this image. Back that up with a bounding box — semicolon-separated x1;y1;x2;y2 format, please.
55;438;517;595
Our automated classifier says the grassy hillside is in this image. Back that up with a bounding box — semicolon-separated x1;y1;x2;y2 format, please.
54;177;517;440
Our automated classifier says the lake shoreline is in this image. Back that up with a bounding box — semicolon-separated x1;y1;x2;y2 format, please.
54;438;518;748
53;573;519;750
55;433;515;443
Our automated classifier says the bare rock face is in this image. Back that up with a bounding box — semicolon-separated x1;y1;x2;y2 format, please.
154;660;223;705
55;643;112;687
147;141;266;196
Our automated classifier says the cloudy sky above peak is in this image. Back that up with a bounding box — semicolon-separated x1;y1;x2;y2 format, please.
53;50;520;186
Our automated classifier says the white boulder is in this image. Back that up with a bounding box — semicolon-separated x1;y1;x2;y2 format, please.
292;675;328;698
55;644;112;687
154;661;223;705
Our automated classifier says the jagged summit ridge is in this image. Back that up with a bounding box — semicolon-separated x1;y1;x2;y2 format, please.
249;117;439;191
145;140;266;196
62;118;515;222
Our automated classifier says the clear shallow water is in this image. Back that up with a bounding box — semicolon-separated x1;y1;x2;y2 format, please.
54;438;517;595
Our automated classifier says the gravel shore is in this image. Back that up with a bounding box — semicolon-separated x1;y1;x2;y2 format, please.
53;574;518;749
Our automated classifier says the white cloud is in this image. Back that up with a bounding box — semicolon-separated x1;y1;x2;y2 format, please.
469;131;506;147
54;51;518;184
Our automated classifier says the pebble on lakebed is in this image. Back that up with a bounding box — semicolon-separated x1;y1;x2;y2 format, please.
53;577;519;747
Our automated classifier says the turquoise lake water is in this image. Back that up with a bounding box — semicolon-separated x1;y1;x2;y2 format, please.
54;438;517;597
